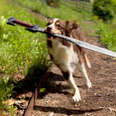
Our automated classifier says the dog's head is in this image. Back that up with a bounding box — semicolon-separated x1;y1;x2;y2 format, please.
46;18;66;35
46;18;80;38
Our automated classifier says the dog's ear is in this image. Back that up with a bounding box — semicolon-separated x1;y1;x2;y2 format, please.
72;20;79;29
66;20;69;25
65;20;79;30
65;20;72;30
59;20;66;29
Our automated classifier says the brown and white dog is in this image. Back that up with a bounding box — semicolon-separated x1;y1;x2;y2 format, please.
46;18;92;102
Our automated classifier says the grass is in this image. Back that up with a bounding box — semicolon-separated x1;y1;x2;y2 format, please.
95;20;116;51
0;0;49;115
16;0;92;23
0;0;49;74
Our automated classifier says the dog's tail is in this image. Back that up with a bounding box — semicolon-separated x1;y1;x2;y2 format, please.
84;53;91;68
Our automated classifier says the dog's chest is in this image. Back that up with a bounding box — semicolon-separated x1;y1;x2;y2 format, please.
47;39;79;70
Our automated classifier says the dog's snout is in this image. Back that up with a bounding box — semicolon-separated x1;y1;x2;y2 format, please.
47;26;52;32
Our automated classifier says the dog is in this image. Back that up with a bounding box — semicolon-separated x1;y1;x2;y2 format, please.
46;18;92;102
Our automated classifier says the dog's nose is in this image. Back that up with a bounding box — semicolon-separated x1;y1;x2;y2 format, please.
47;27;52;32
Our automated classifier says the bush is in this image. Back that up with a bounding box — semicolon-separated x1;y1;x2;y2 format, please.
95;21;116;51
93;0;116;21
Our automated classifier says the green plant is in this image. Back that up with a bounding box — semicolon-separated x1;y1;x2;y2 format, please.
0;76;14;113
93;0;116;21
95;21;116;51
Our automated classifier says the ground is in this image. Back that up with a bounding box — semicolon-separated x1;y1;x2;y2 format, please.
30;35;116;116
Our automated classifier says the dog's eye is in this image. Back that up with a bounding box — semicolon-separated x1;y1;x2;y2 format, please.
55;21;60;26
56;25;62;30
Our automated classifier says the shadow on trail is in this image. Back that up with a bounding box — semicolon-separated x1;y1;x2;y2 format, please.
34;105;103;115
11;64;47;99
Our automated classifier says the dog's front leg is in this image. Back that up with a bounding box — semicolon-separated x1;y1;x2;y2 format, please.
68;71;81;102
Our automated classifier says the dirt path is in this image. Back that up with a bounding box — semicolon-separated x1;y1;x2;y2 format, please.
32;36;116;116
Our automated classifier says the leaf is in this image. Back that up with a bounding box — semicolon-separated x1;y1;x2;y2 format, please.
40;88;46;93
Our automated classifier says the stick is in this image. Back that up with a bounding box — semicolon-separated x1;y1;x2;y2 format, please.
7;17;116;57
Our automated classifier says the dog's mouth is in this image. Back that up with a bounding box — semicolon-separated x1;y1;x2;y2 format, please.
47;34;53;39
46;27;59;39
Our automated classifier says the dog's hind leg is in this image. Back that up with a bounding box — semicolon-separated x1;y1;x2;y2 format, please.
84;53;91;68
79;62;92;88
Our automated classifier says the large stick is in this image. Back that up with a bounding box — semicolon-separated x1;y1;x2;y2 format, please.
7;17;116;57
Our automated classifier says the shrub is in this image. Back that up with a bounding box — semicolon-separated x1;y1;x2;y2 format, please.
96;21;116;51
93;0;116;21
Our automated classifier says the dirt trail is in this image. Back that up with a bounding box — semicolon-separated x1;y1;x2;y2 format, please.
32;36;116;116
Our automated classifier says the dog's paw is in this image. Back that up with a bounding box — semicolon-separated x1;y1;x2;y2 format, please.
72;93;81;102
87;80;92;88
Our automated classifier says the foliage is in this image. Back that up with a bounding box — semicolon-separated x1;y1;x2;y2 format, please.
0;76;14;115
0;8;48;75
93;0;116;21
95;21;116;51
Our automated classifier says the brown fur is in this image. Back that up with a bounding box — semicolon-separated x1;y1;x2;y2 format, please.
65;20;91;68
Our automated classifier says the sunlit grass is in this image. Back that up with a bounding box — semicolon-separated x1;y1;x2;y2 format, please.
0;0;49;114
16;0;92;22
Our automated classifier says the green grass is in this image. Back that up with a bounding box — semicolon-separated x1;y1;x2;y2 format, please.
16;0;92;23
0;0;49;114
95;20;116;51
0;0;49;74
